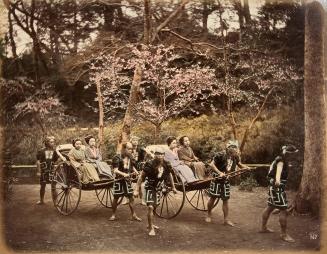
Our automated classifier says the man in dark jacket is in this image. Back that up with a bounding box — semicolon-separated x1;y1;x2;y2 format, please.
108;142;141;222
134;147;177;236
206;140;249;226
260;145;298;243
36;136;59;205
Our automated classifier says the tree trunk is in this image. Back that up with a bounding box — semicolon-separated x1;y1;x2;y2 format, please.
144;0;151;44
95;80;104;150
295;1;326;216
202;1;209;34
233;0;243;40
116;0;153;153
243;0;251;25
154;123;161;144
73;0;78;54
104;5;115;31
239;87;275;152
8;10;22;73
116;65;142;153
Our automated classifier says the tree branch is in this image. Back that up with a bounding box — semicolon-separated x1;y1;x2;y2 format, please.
239;86;276;152
151;0;190;43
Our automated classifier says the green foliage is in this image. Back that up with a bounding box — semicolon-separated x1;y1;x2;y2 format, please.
5;104;303;190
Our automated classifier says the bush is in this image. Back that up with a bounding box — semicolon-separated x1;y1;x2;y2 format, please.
238;175;259;191
4;104;303;190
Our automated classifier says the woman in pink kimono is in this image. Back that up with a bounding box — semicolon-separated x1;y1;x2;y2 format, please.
177;136;207;180
164;136;198;184
84;135;113;178
68;138;100;184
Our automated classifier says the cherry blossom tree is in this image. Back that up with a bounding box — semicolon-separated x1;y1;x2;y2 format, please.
0;77;67;133
89;44;218;142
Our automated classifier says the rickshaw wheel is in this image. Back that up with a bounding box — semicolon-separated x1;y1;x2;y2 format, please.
154;170;185;219
51;162;82;215
185;189;219;211
95;186;123;208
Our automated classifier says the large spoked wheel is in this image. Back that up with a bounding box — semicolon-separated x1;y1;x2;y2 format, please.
186;189;219;211
95;186;123;208
51;162;82;215
154;171;185;219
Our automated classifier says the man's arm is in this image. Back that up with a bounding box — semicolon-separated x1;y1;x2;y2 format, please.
113;167;129;178
275;161;284;186
36;160;41;176
209;160;225;176
237;161;250;170
56;147;67;162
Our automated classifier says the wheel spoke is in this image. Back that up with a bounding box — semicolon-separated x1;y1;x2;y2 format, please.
97;188;105;198
105;188;109;206
160;193;165;216
56;169;65;184
189;190;198;203
196;190;200;208
65;191;69;214
55;190;65;206
69;189;79;203
167;194;177;214
67;192;73;213
69;189;75;204
59;192;67;211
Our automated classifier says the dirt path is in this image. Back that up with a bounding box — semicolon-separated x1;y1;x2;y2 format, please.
2;185;320;252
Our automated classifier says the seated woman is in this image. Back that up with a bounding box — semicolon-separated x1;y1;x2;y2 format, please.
84;135;113;178
68;138;100;184
164;136;199;184
177;136;207;180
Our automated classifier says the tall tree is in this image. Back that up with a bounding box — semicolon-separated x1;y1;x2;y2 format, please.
117;0;190;152
243;0;251;24
295;1;326;215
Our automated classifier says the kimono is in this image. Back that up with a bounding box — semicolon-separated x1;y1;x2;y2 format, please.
111;155;136;198
208;151;239;200
143;159;172;207
85;146;113;178
164;149;198;184
68;147;100;184
266;155;289;210
177;146;207;180
36;148;59;183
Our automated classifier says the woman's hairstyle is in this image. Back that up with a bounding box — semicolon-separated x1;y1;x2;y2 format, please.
179;136;188;145
72;138;82;147
166;136;176;146
44;136;55;146
84;135;95;145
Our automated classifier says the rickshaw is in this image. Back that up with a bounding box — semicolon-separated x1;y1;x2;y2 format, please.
50;144;264;218
50;144;124;215
143;145;263;219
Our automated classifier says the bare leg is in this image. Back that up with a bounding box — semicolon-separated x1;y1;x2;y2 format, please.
109;197;118;220
260;206;275;232
140;183;146;206
279;210;295;242
206;196;217;222
223;199;235;226
147;205;156;236
128;197;142;221
37;183;46;204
